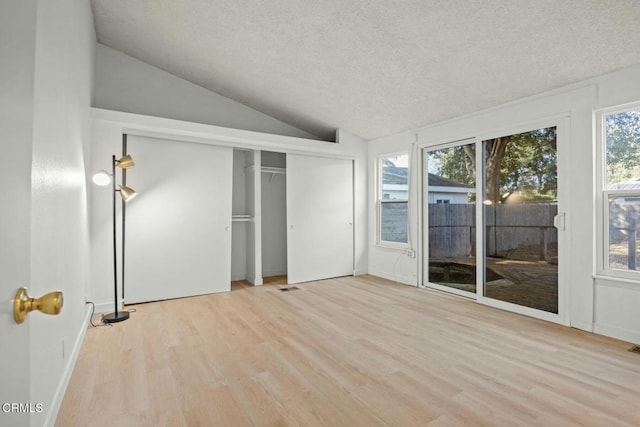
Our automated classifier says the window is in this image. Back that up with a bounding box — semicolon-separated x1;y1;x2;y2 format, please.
599;105;640;276
378;153;409;245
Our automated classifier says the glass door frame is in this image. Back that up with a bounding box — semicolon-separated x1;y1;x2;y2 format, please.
419;138;478;300
418;116;570;325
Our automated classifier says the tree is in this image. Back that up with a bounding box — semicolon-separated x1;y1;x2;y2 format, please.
432;144;476;186
605;110;640;185
430;127;557;204
484;137;509;203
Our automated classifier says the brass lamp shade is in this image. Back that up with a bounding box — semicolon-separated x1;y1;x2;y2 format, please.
116;154;135;169
119;185;137;202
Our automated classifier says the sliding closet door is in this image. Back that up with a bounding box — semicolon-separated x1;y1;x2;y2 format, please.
126;136;233;303
286;154;354;284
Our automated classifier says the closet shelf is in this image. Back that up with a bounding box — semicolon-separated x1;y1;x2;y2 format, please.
261;166;286;174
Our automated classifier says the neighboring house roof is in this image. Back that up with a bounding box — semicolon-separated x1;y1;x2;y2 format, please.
427;173;474;189
382;166;472;190
609;178;640;190
383;166;474;189
383;166;409;185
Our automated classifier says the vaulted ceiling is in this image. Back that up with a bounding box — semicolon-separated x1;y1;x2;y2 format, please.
91;0;640;141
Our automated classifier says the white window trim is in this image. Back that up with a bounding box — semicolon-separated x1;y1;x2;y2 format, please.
376;151;409;248
595;102;640;281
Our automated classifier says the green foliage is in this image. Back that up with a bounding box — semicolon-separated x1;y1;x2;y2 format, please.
429;112;640;202
606;110;640;185
520;193;557;202
430;127;557;203
499;127;557;198
431;145;475;186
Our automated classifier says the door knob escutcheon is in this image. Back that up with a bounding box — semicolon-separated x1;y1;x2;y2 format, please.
13;287;63;324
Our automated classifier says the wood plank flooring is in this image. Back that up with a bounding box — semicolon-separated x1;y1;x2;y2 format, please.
231;275;288;291
57;275;640;426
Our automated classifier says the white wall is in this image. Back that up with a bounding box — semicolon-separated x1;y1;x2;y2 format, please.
368;133;419;285
368;64;640;344
89;121;122;310
95;44;320;140
30;0;95;425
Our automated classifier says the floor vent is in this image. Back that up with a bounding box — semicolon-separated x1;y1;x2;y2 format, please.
629;346;640;354
280;287;300;292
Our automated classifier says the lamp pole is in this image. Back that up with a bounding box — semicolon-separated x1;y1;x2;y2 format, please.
103;154;130;323
112;155;118;318
122;134;127;301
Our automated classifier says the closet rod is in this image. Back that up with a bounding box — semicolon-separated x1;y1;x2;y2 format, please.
244;165;286;174
261;166;286;174
260;166;286;183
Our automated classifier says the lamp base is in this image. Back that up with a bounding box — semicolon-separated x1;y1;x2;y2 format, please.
102;311;130;323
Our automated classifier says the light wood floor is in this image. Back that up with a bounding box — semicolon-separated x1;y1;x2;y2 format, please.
231;275;288;291
57;275;640;426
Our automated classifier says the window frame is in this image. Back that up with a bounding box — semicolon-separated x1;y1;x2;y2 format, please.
596;102;640;281
377;151;410;248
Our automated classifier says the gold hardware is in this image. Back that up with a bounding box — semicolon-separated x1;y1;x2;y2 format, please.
118;185;137;201
116;154;135;169
13;287;63;324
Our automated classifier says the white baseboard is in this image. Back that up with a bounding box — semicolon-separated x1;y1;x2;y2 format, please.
92;301;113;313
369;269;417;286
354;268;368;276
569;319;594;333
594;322;640;345
44;304;92;427
246;274;263;286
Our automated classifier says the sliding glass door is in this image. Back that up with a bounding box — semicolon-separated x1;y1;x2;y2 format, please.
482;127;559;313
423;125;563;319
423;141;477;296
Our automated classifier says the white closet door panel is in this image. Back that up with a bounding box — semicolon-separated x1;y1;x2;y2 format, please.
287;154;353;284
126;136;232;303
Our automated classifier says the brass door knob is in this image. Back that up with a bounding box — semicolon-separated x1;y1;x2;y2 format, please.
13;287;63;324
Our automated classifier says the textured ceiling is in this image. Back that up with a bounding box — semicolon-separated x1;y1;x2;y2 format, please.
91;0;640;141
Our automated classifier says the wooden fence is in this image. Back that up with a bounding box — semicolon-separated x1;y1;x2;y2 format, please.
609;202;640;270
428;203;558;259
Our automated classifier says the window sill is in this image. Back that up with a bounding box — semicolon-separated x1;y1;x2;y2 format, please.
594;273;640;287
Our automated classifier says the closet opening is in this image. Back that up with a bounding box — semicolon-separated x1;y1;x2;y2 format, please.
231;148;258;291
261;151;288;285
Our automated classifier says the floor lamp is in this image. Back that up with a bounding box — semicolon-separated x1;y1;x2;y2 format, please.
93;154;137;323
